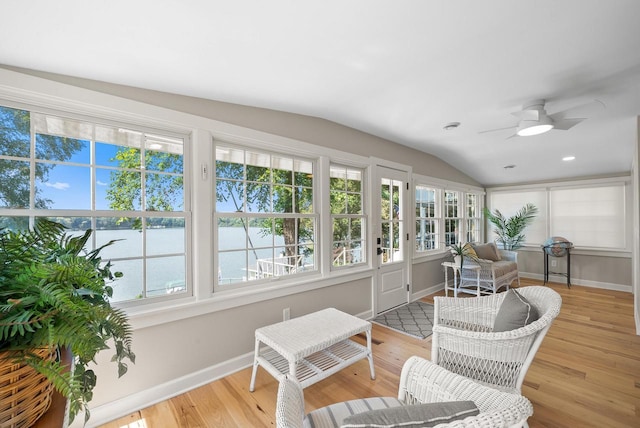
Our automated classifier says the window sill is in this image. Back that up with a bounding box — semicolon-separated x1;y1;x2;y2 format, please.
123;267;375;330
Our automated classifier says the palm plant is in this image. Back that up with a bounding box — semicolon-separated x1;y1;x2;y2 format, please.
484;203;538;250
0;219;135;425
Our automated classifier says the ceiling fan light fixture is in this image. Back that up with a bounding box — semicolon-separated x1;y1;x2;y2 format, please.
516;115;554;136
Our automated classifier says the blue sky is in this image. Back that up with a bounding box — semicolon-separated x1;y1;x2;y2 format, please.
38;141;119;209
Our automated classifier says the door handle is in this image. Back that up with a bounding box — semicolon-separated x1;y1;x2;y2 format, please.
377;248;383;255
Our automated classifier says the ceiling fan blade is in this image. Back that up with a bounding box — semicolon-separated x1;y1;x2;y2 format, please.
552;117;584;130
478;125;516;134
550;99;606;121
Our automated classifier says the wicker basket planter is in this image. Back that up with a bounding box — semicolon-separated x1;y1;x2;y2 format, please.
0;348;56;428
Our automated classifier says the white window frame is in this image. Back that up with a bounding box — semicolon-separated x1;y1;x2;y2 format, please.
329;163;367;270
213;142;318;291
413;174;484;258
0;101;191;307
486;176;632;252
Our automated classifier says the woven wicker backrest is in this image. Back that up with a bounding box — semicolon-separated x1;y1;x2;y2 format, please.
432;286;562;392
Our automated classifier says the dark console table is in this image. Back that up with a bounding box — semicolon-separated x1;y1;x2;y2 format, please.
542;243;573;288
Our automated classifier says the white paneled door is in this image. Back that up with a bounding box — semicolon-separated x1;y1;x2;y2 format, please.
375;165;410;314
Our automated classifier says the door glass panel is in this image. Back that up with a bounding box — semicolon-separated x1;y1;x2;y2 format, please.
380;177;403;264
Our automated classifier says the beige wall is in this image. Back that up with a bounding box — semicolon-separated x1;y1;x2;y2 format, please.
3;65;478;185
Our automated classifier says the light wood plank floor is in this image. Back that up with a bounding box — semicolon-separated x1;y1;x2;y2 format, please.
101;279;640;428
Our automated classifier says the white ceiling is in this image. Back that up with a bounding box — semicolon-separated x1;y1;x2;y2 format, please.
2;0;640;186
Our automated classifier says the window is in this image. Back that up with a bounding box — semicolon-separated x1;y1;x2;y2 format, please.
465;193;482;243
414;178;484;255
550;184;626;249
215;144;316;288
444;190;461;246
330;165;366;268
487;180;629;250
0;104;188;304
415;186;439;251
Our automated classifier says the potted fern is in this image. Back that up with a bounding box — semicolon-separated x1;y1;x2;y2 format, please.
484;203;538;250
0;219;135;426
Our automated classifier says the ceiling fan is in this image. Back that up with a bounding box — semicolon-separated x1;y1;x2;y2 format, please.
481;99;605;138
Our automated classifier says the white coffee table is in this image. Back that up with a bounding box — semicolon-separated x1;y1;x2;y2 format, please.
249;307;375;391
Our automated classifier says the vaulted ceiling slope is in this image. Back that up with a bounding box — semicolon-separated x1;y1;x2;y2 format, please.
1;0;640;186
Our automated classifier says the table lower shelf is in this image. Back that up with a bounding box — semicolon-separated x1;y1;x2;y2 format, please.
257;339;369;388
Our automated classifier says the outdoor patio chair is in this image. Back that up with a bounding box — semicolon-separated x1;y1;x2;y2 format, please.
431;285;562;393
275;355;533;428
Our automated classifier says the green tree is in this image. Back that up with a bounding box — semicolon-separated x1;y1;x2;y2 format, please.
215;159;314;262
0;106;82;210
105;148;183;228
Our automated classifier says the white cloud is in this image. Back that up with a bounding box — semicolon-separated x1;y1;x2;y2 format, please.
45;182;70;190
97;180;108;186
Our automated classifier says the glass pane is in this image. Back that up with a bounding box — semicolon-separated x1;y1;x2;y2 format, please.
145;172;184;211
347;172;361;192
99;169;142;211
95;217;142;259
330;190;346;214
109;259;144;303
330;175;345;192
96;125;144;150
97;143;141;168
146;256;186;297
298;244;315;271
32;113;93;141
295;187;313;213
346;193;362;215
147;218;185;256
250;247;276;280
48;216;91;235
35;134;89;164
218;250;247;285
215;146;245;178
273;156;293;184
248;217;275;247
246;183;271;212
216;179;244;212
0;216;29;230
351;218;363;238
215;159;244;180
218;217;248;251
246;151;270;182
273;185;293;213
0;159;30;208
381;182;390;220
298;217;314;244
35;163;90;209
333;217;349;241
145;150;183;173
0;105;30;158
294;159;313;187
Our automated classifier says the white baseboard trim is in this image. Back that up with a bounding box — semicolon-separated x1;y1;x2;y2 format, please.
411;283;444;302
520;273;632;293
78;352;255;428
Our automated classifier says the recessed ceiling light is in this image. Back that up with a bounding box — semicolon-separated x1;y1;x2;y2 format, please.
443;122;460;131
563;156;576;161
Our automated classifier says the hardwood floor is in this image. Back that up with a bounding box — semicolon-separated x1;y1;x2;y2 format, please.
100;280;640;428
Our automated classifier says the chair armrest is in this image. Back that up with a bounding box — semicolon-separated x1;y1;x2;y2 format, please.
276;375;305;428
398;356;533;427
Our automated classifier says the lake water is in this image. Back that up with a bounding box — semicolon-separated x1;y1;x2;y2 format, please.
105;227;284;302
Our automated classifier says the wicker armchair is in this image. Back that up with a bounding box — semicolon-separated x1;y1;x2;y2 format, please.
431;286;562;393
276;356;533;428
